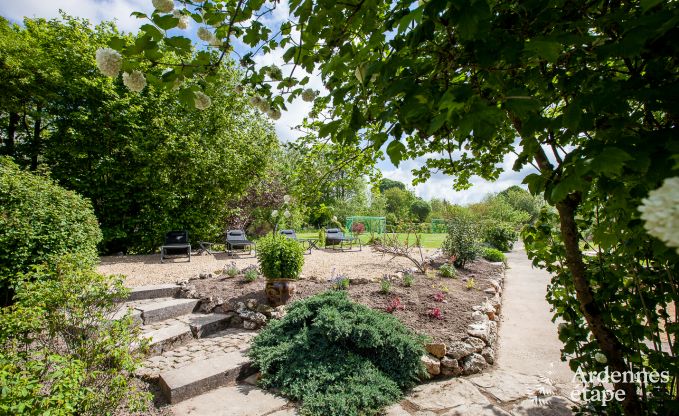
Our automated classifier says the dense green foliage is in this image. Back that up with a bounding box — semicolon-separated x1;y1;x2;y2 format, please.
248;291;427;416
438;263;456;278
0;16;277;253
0;158;102;304
483;223;517;252
441;215;480;268
113;0;678;412
481;247;506;263
409;199;431;222
256;234;305;280
0;255;147;414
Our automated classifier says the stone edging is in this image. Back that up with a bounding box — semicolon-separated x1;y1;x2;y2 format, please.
421;261;505;379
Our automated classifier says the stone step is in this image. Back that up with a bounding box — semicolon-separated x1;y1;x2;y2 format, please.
144;323;194;356
140;313;235;355
110;305;143;325
136;298;199;324
127;284;181;301
172;385;296;416
159;350;253;404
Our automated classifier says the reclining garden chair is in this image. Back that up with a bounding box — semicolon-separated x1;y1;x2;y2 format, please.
160;230;191;263
280;229;314;254
324;228;362;251
225;230;256;255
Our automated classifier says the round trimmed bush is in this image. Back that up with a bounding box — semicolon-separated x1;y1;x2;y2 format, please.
483;222;517;252
0;158;102;303
256;233;305;279
482;247;506;262
248;291;427;416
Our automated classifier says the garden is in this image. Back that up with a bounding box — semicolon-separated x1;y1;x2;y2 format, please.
1;1;678;416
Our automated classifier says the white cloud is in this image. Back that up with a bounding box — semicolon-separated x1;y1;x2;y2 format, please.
1;0;152;32
380;152;536;204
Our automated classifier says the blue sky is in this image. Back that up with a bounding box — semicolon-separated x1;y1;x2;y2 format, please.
0;0;533;204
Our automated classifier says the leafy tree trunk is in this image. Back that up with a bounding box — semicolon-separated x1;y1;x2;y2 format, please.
4;112;18;157
30;105;41;170
555;197;642;416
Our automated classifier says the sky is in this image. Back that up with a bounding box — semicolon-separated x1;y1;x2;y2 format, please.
0;0;532;204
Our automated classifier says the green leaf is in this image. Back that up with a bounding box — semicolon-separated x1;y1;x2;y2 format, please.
524;40;561;63
140;24;163;41
591;147;633;176
522;173;545;195
152;15;178;30
107;37;126;50
641;0;663;11
165;36;191;52
386;140;407;166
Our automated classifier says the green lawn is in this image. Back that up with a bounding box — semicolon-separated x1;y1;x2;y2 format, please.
296;231;446;249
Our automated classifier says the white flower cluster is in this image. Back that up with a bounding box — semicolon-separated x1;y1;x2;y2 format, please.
152;0;174;13
267;109;281;120
122;70;146;92
271;209;279;218
283;209;291;218
283;195;291;204
301;88;317;102
266;65;283;81
95;48;122;77
197;27;222;46
639;176;679;253
173;10;189;30
194;91;212;110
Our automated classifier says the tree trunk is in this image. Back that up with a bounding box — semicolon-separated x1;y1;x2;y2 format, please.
4;112;18;157
556;196;642;416
30;105;42;170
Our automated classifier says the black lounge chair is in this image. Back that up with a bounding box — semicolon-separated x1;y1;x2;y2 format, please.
160;230;191;263
225;230;256;255
280;229;314;253
324;228;361;251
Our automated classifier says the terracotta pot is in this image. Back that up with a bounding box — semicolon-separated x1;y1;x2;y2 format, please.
265;278;297;307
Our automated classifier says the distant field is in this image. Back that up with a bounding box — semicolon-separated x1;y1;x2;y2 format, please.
296;231;446;249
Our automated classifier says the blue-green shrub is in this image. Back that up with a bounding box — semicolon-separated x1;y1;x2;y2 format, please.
248;291;427;415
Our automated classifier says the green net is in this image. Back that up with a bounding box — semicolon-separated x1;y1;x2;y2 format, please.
345;216;387;234
431;219;447;233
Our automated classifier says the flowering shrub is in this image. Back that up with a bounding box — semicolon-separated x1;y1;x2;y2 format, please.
428;308;444;320
639;176;679;254
328;270;350;290
386;297;405;313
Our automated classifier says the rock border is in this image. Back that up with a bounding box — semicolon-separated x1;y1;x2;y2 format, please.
421;261;505;378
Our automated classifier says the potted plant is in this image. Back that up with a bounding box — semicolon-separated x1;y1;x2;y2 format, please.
257;233;305;306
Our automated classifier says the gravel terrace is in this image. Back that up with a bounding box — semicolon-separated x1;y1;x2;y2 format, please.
98;248;437;287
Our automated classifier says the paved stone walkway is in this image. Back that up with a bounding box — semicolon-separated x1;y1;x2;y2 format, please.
137;329;255;379
172;245;579;415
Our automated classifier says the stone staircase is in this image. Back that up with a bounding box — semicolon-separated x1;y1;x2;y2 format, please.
115;284;257;405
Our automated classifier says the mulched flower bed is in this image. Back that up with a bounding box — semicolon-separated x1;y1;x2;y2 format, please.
184;259;504;345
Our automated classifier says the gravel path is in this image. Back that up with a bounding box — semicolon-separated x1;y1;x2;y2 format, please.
98;248;435;287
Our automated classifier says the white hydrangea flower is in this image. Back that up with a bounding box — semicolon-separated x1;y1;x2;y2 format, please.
257;100;270;113
594;353;607;364
332;216;338;222
301;88;317;102
173;10;189;29
152;0;174;13
267;65;283;81
271;209;279;218
283;209;291;218
122;70;146;92
267;109;281;120
197;27;216;43
283;195;291;204
194;91;212;110
95;48;122;77
639;177;679;254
